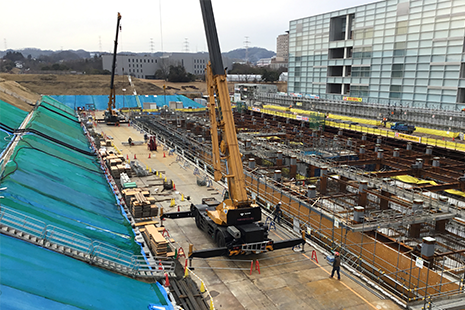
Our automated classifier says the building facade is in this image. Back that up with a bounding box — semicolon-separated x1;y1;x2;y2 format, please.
276;33;289;62
288;0;465;110
102;52;232;79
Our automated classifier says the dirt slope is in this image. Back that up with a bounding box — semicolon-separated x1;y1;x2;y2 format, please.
0;77;40;112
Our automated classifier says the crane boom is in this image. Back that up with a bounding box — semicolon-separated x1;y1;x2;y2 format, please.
200;0;255;226
105;12;122;125
159;0;305;257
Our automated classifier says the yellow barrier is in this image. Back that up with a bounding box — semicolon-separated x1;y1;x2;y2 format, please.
250;106;465;152
392;175;465;198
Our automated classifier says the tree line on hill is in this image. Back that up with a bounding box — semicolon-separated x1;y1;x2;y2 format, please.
1;48;286;82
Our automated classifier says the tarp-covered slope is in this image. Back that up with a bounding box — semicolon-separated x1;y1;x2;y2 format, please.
0;97;173;310
0;99;28;153
0;99;138;252
0;235;173;310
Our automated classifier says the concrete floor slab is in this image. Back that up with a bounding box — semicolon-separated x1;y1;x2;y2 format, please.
96;122;403;310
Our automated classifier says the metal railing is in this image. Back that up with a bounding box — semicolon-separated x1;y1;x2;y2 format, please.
0;205;175;277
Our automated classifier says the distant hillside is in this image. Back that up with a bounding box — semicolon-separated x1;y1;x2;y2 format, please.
1;47;275;64
222;47;276;64
0;48;93;60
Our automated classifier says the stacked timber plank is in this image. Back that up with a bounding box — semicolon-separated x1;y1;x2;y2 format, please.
100;151;130;179
122;188;159;218
143;225;168;256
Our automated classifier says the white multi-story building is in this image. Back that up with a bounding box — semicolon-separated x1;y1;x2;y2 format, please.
102;52;233;79
288;0;465;110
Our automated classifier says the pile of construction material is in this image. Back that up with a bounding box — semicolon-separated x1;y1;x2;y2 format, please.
100;150;131;179
122;188;158;218
142;225;174;257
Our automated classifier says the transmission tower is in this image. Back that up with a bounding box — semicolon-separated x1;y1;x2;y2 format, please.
4;38;7;50
99;36;102;54
183;38;189;52
150;38;154;54
244;36;251;63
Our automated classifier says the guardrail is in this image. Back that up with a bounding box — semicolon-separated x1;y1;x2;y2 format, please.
0;205;175;277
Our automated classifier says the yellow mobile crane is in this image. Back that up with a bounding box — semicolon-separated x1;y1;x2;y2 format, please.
161;0;303;258
104;12;122;125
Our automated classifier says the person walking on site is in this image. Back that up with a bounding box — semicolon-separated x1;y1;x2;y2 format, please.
273;201;282;224
128;137;132;147
330;252;341;280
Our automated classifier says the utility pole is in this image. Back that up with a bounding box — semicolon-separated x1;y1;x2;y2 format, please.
150;38;154;55
99;36;102;54
4;38;7;50
244;36;250;63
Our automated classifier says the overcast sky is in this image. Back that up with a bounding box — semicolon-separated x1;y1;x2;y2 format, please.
1;0;377;54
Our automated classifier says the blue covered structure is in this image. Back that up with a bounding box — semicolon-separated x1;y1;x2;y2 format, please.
0;97;174;309
50;94;204;110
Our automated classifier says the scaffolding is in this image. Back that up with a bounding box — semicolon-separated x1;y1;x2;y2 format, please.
255;92;465;133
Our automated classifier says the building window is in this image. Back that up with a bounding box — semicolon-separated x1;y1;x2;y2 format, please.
389;85;402;99
327;83;342;94
350;85;368;97
352;66;370;77
353;47;372;59
329;14;354;41
460;63;465;78
354;28;374;40
328;48;344;59
329;16;346;41
457;88;465;103
391;64;404;78
394;42;406;56
328;66;343;77
396;21;408;35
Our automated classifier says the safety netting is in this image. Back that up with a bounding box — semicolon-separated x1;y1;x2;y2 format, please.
49;94;204;110
0;99;28;132
0;99;28;156
0;234;173;310
0;98;139;252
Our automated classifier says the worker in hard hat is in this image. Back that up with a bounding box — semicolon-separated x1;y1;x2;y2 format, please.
330;252;341;280
273;201;282;224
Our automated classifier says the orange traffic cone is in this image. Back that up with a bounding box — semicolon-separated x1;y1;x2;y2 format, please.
148;153;151;159
126;154;129;160
134;154;137;159
173;182;176;190
164;273;170;287
163;152;166;158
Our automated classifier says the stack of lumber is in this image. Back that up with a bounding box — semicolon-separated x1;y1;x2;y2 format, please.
122;188;159;218
100;151;129;179
143;225;168;256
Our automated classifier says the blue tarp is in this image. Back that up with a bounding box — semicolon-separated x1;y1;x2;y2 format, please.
49;95;204;110
0;235;173;310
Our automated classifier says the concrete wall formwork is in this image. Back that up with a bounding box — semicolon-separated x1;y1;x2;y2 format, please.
244;173;460;304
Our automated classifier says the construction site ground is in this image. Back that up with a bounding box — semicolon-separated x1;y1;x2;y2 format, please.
97;120;401;310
